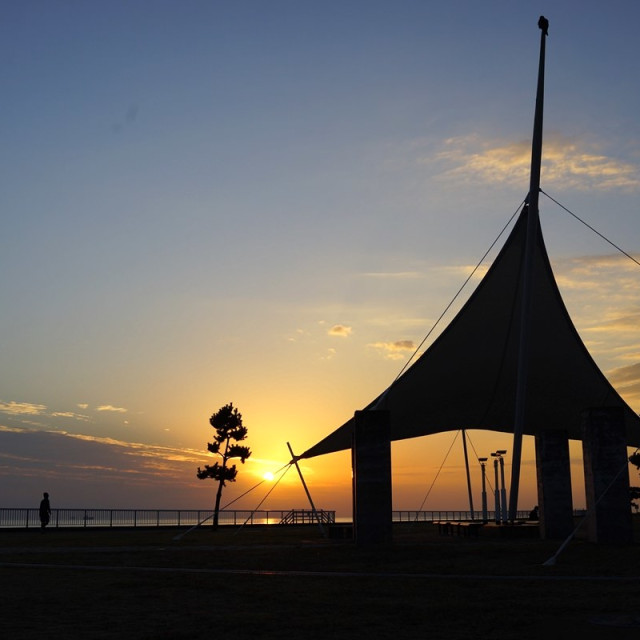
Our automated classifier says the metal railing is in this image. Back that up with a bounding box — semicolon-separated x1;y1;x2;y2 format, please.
0;508;336;529
393;510;531;522
2;508;582;529
393;509;587;522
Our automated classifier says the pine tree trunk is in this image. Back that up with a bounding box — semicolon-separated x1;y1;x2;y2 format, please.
213;436;230;530
213;477;224;530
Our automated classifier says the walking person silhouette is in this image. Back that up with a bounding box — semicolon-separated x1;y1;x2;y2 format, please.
39;492;51;531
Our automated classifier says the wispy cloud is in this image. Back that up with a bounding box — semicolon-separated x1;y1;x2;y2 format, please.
431;133;640;191
51;411;91;422
368;340;416;360
0;425;27;433
1;400;130;418
96;405;128;413
0;399;131;426
328;324;352;337
0;401;47;416
607;362;640;408
585;311;640;334
608;362;640;386
0;425;201;463
552;252;636;293
557;254;640;283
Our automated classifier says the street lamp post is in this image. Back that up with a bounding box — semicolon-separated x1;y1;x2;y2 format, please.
497;450;508;523
492;450;508;524
478;457;488;523
491;454;500;524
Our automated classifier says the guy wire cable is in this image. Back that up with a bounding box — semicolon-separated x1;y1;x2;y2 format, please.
413;430;461;519
541;189;640;268
234;462;294;535
172;460;291;541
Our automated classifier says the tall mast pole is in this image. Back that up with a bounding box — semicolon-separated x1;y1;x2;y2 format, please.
508;16;548;522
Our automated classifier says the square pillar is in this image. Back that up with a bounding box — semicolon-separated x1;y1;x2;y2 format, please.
535;429;573;539
581;407;633;544
352;410;392;546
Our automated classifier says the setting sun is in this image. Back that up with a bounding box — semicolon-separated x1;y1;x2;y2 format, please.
263;471;275;482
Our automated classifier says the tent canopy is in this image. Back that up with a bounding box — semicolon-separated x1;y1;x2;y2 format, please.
301;206;640;459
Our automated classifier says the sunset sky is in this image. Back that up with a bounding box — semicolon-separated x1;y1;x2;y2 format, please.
2;1;640;517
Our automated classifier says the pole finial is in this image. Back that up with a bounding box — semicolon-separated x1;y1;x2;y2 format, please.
538;16;549;36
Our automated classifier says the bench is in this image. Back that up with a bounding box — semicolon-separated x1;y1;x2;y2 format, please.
433;521;483;537
455;522;483;537
433;521;455;536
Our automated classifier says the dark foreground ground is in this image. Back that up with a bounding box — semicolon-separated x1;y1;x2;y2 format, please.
1;521;640;639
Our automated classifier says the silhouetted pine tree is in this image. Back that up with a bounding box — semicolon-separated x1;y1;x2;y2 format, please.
197;403;251;529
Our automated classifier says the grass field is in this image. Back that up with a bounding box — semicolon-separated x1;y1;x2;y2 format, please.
1;522;640;639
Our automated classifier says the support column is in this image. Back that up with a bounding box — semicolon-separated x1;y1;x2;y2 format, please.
352;410;392;546
535;430;573;539
581;407;632;544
